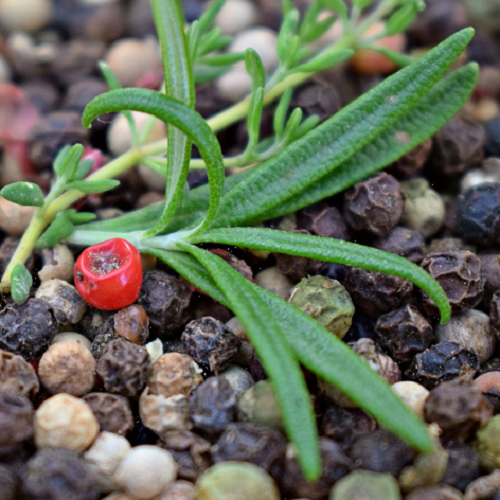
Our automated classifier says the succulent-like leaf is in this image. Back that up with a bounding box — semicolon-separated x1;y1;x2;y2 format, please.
1;182;44;207
64;180;120;194
35;213;74;249
11;264;32;303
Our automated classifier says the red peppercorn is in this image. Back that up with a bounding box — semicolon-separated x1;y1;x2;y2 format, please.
74;238;142;310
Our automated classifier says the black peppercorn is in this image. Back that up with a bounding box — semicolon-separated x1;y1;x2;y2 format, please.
0;299;57;361
0;391;33;448
348;428;415;477
484;116;500;157
0;349;39;399
344;267;413;319
189;377;237;435
419;251;484;316
298;203;351;240
456;183;500;245
372;227;425;264
424;378;493;441
138;271;193;338
91;331;120;359
0;464;17;500
343;173;405;237
181;317;241;374
83;392;134;435
211;423;287;481
96;338;150;397
387;139;432;179
21;448;100;500
490;290;500;340
442;441;481;491
375;304;434;363
292;82;341;122
479;253;500;306
407;341;480;389
281;438;352;500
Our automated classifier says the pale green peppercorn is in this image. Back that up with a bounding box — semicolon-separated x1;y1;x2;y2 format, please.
475;414;500;471
195;461;280;500
237;380;283;429
288;275;354;339
329;470;401;500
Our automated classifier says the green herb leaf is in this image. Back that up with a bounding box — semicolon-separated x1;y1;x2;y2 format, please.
320;0;347;18
198;52;246;67
179;243;321;481
193;65;230;83
386;3;418;36
73;159;94;181
53;145;71;177
245;49;266;89
273;88;293;139
291;49;354;74
35;213;75;249
352;0;373;9
11;264;32;303
1;182;44;207
82;88;224;235
292;114;320;141
196;0;226;34
150;0;195;236
247;87;264;150
360;44;414;67
281;107;303;144
278;8;300;63
63;210;96;224
53;144;84;182
65;180;120;194
209;29;474;229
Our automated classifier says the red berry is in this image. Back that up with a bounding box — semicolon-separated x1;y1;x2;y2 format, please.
74;238;143;310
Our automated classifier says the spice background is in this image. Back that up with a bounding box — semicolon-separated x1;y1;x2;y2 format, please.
1;0;500;499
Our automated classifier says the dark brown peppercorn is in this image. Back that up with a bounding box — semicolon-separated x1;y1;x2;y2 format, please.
298;203;351;240
387;139;432;179
491;291;500;340
442;441;481;491
419;251;484;316
375;305;434;363
158;430;212;481
0;349;39;399
181;317;241;374
348;428;415;477
91;331;120;359
343;173;405;237
113;304;150;345
138;271;193;338
209;249;253;283
344;267;413;319
425;378;492;441
321;405;376;451
456;183;500;245
211;423;287;481
479;253;500;306
83;392;134;435
80;308;114;341
407;341;480;389
63;78;108;115
21;448;100;500
292;82;341;122
0;299;57;361
0;464;17;500
189;377;237;435
426;114;485;177
96;338;150;397
0;391;33;447
372;227;425;264
281;438;352;500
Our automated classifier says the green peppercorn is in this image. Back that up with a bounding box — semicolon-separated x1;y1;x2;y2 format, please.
288;275;354;339
329;470;401;500
475;414;500;471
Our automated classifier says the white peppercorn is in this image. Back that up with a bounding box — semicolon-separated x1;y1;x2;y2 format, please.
84;431;131;493
51;333;92;352
254;267;294;301
38;244;75;283
115;445;177;499
0;0;53;33
34;393;99;452
214;0;258;35
219;365;254;399
156;480;196;500
229;28;278;73
392;381;430;418
39;340;95;396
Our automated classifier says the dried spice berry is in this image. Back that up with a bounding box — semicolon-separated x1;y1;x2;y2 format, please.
74;238;143;311
292;81;341;122
97;338;149;397
475;372;500;413
456;183;500;245
39;340;95;396
80;307;114;340
157;481;196;500
442;441;481;491
392;381;430;418
0;391;33;447
211;423;287;481
475;415;500;471
0;298;57;361
372;227;425;264
0;349;39;399
83;392;134;435
158;430;212;482
288;275;355;339
408;341;480;389
281;439;352;500
388;139;432;179
22;448;100;500
139;270;193;338
0;464;17;500
425;113;485;177
424;378;492;441
479;253;500;306
297;203;351;240
375;305;434;363
490;290;500;340
464;469;500;500
405;485;463;500
419;251;485;316
113;304;149;344
343;173;404;237
344;267;413;319
181;317;241;373
254;267;294;301
348;428;415;477
218;365;254;399
238;380;283;428
190;377;237;435
209;249;253;283
330;469;401;500
92;331;120;359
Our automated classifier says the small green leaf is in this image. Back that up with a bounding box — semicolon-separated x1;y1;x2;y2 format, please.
56;144;85;183
273;88;293;139
292;114;320;141
187;20;200;63
65;180;120;194
198;52;245;67
63;210;96;224
361;44;413;67
35;213;75;249
352;0;373;9
193;65;230;83
73;159;94;181
11;264;32;303
245;49;266;89
247;87;264;150
291;49;354;74
53;145;72;177
386;3;418;36
278;8;299;62
197;28;231;57
320;0;347;18
301;13;337;43
1;182;44;207
281;107;303;143
197;0;226;34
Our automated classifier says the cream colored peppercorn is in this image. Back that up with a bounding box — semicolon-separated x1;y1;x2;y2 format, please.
39;340;95;396
115;445;177;499
38;244;75;283
84;431;131;493
51;333;92;352
34;393;99;452
392;381;430;418
0;197;36;236
156;481;196;500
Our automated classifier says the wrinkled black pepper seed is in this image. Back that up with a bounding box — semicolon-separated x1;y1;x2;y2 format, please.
298;203;351;240
375;305;434;363
80;308;114;341
442;441;481;491
211;423;287;481
388;139;432;179
189;377;237;435
181;317;241;374
490;290;500;340
21;448;100;500
407;341;480;389
479;253;500;306
372;227;425;264
0;464;17;500
0;299;57;361
83;392;134;435
0;391;33;448
291;82;341;122
91;332;120;359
